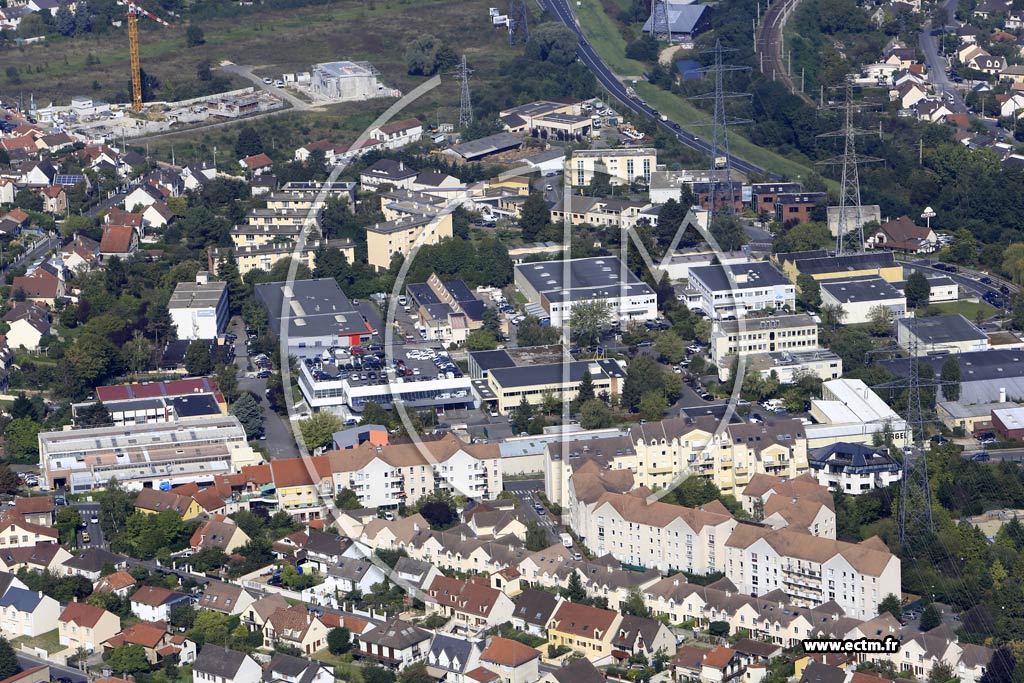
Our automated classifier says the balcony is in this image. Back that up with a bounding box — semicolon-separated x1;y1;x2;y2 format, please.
783;565;821;579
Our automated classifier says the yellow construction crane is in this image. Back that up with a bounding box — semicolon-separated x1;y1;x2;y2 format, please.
127;1;172;113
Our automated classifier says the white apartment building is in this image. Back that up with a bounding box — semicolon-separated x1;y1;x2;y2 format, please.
569;148;657;186
808;442;903;494
328;434;503;508
687;262;796;320
724;525;901;620
578;490;737;574
168;272;229;341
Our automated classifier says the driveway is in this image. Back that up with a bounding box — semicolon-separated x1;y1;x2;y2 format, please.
220;63;314;111
229;317;300;460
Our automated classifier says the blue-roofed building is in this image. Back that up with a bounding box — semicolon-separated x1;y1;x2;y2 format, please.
405;273;488;346
642;2;713;41
0;585;60;637
808;442;902;495
426;632;484;680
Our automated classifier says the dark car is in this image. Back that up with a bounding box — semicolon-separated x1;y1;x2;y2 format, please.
971;452;991;462
256;369;272;379
980;276;992;284
1001;285;1011;294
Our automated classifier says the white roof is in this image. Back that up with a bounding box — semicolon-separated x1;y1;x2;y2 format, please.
994;406;1024;430
818;378;900;423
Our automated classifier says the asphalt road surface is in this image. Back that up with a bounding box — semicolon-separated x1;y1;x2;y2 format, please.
900;260;1012;301
505;479;559;541
919;1;968;115
17;652;88;683
72;501;104;549
539;0;779;181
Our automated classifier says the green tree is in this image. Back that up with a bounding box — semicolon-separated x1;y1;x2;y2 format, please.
774;221;831;253
576;369;596;403
186;24;204;46
364;665;397;683
184;340;214;376
929;662;957;683
55;507;83;546
190;548;229;573
511;395;534;434
359;401;393;428
654;330;686;364
398;662;434;683
905;271;931;309
621;356;674;411
404;34;442;75
466;328;498;350
230;392;264;439
866;305;894;336
0;467;21;495
561;570;587;602
299;412;343;452
941;355;961;402
878;594;902;620
519;192;551;242
919;603;942;631
796;273;821;309
170;603;198;630
234;127;264;158
516;316;559;346
0;637;19;680
99;479;136;538
105;643;150;674
5;418;41;461
124;330;152;377
525;521;549;551
621;587;651;617
56;3;75;35
328;626;351;655
578;399;613;429
335;488;362;510
638;391;669;421
568;300;612;347
710;214;747;251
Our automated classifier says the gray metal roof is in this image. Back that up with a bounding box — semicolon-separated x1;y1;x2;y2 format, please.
448;133;523;160
194;644;253;678
516;256;655;301
255;278;368;340
689;261;790;291
898;314;987;344
642;3;711;34
820;276;903;304
489;359;624;389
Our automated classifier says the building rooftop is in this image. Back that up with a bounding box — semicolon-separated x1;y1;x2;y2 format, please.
516;256;655;302
713;313;816;334
821;276;904;304
314;60;376;78
898;314;987;345
168;279;227;310
789;251;897;275
254;278;370;340
489;359;626;389
572;147;657;158
689;261;790;291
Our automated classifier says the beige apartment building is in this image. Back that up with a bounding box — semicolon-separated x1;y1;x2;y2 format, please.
211;238;355;277
366;213;453;271
707;314;820;369
569;148;657;186
545;416;810;506
549;195;651;230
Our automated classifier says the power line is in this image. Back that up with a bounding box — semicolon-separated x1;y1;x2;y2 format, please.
457;55;474;129
686;40;752;218
816;81;881;255
650;0;671;42
508;0;530;46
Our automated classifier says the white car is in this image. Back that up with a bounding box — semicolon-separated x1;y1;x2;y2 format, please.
274;80;285;87
544;184;553;191
262;77;273;85
90;516;98;524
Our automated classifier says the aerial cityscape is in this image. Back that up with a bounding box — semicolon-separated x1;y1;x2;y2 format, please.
0;0;1021;682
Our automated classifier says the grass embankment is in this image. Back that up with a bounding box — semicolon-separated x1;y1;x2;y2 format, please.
575;0;819;180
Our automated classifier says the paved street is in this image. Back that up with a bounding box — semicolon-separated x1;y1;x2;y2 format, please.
71;501;105;549
504;479;560;542
919;0;967;115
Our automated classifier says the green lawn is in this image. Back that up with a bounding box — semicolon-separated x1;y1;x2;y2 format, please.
634;83;818;180
575;0;648;76
931;300;998;319
13;629;62;654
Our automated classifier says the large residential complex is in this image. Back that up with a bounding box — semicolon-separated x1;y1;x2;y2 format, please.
366;213;454;271
514;257;658;326
568;148;657;186
38;416;262;493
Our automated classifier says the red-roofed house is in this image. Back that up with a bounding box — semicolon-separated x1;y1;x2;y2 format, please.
58;601;121;652
239;153;273;175
294;139;337;162
94;570;137;597
102;621;181;664
61;234;101;273
701;646;744;683
480;637;541;683
11;268;65;306
99;225;139;260
129;586;190;622
262;604;329;655
12;497;54;527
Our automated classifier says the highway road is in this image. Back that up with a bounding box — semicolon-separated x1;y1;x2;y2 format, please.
899;259;1014;301
539;0;780;181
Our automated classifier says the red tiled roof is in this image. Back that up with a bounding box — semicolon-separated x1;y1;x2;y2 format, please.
240;153;273;169
130;585;182;606
95;377;223;403
11;270;60;299
549;600;618;638
13;496;53;515
59;601;112;628
104;621;167;649
270;457;320;488
480;637;540;667
376;117;422;135
95;570;136;593
99;225;136;255
703;646;737;669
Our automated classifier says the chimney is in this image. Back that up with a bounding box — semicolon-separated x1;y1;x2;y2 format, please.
399;161;404;171
1000;387;1007;403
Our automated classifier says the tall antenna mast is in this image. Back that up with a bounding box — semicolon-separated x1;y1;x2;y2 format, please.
687;40;751;218
508;0;530;46
457;55;474;129
817;81;881;255
650;0;671;42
